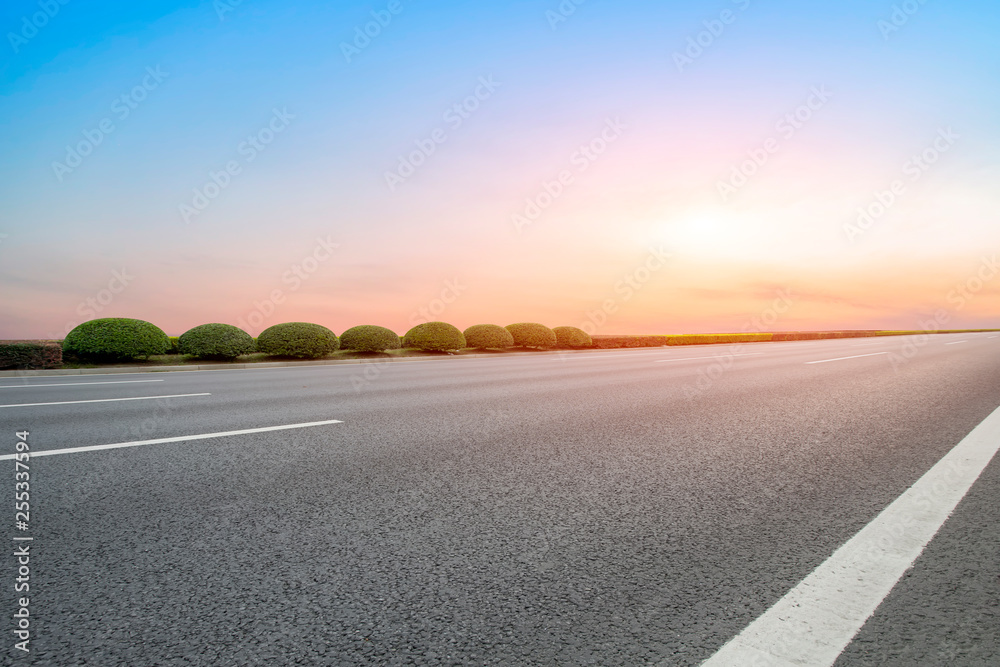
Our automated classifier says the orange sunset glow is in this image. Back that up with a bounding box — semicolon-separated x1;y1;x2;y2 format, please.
2;2;998;338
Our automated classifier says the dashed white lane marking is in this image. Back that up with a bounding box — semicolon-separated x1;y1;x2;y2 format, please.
698;404;1000;667
944;340;968;345
0;419;344;459
0;393;209;409
654;353;765;363
805;352;888;365
0;380;165;389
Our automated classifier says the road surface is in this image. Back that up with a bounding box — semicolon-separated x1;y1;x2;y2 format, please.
2;332;998;665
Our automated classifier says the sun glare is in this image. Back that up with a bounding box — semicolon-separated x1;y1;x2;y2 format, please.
656;212;756;259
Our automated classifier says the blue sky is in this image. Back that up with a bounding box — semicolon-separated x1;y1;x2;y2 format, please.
2;0;998;337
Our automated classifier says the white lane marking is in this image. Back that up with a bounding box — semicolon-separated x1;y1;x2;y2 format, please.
0;393;209;409
699;405;1000;667
805;352;888;365
0;380;166;389
944;340;968;345
654;353;765;364
0;419;343;460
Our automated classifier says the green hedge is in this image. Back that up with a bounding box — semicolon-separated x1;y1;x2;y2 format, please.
340;325;400;352
463;324;514;349
591;335;669;348
63;318;170;360
771;331;870;341
257;322;340;358
0;342;62;369
179;323;256;360
666;333;773;345
505;323;557;349
591;333;775;348
553;326;592;349
403;322;465;351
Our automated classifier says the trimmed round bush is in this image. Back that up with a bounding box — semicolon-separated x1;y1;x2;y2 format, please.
403;321;466;352
63;318;170;360
179;323;255;360
553;326;593;349
340;325;401;352
257;322;340;358
505;323;557;349
463;324;514;350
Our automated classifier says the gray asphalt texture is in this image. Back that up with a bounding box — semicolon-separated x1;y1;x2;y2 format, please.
2;333;999;665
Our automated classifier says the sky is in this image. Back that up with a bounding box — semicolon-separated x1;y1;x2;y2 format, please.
1;0;998;338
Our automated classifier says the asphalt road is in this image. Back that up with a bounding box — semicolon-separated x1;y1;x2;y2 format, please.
2;333;998;665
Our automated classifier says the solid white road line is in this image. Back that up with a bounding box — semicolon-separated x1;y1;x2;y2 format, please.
0;393;210;409
944;340;968;345
654;353;764;363
698;404;1000;667
0;380;165;389
805;352;888;365
0;419;344;460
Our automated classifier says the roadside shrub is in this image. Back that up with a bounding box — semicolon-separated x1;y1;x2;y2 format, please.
0;342;62;369
463;324;514;350
179;323;256;360
771;332;822;341
257;322;340;358
592;335;669;348
340;325;401;352
403;322;465;352
166;336;181;354
553;326;592;349
63;318;170;360
591;333;779;348
505;323;556;349
667;333;772;345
